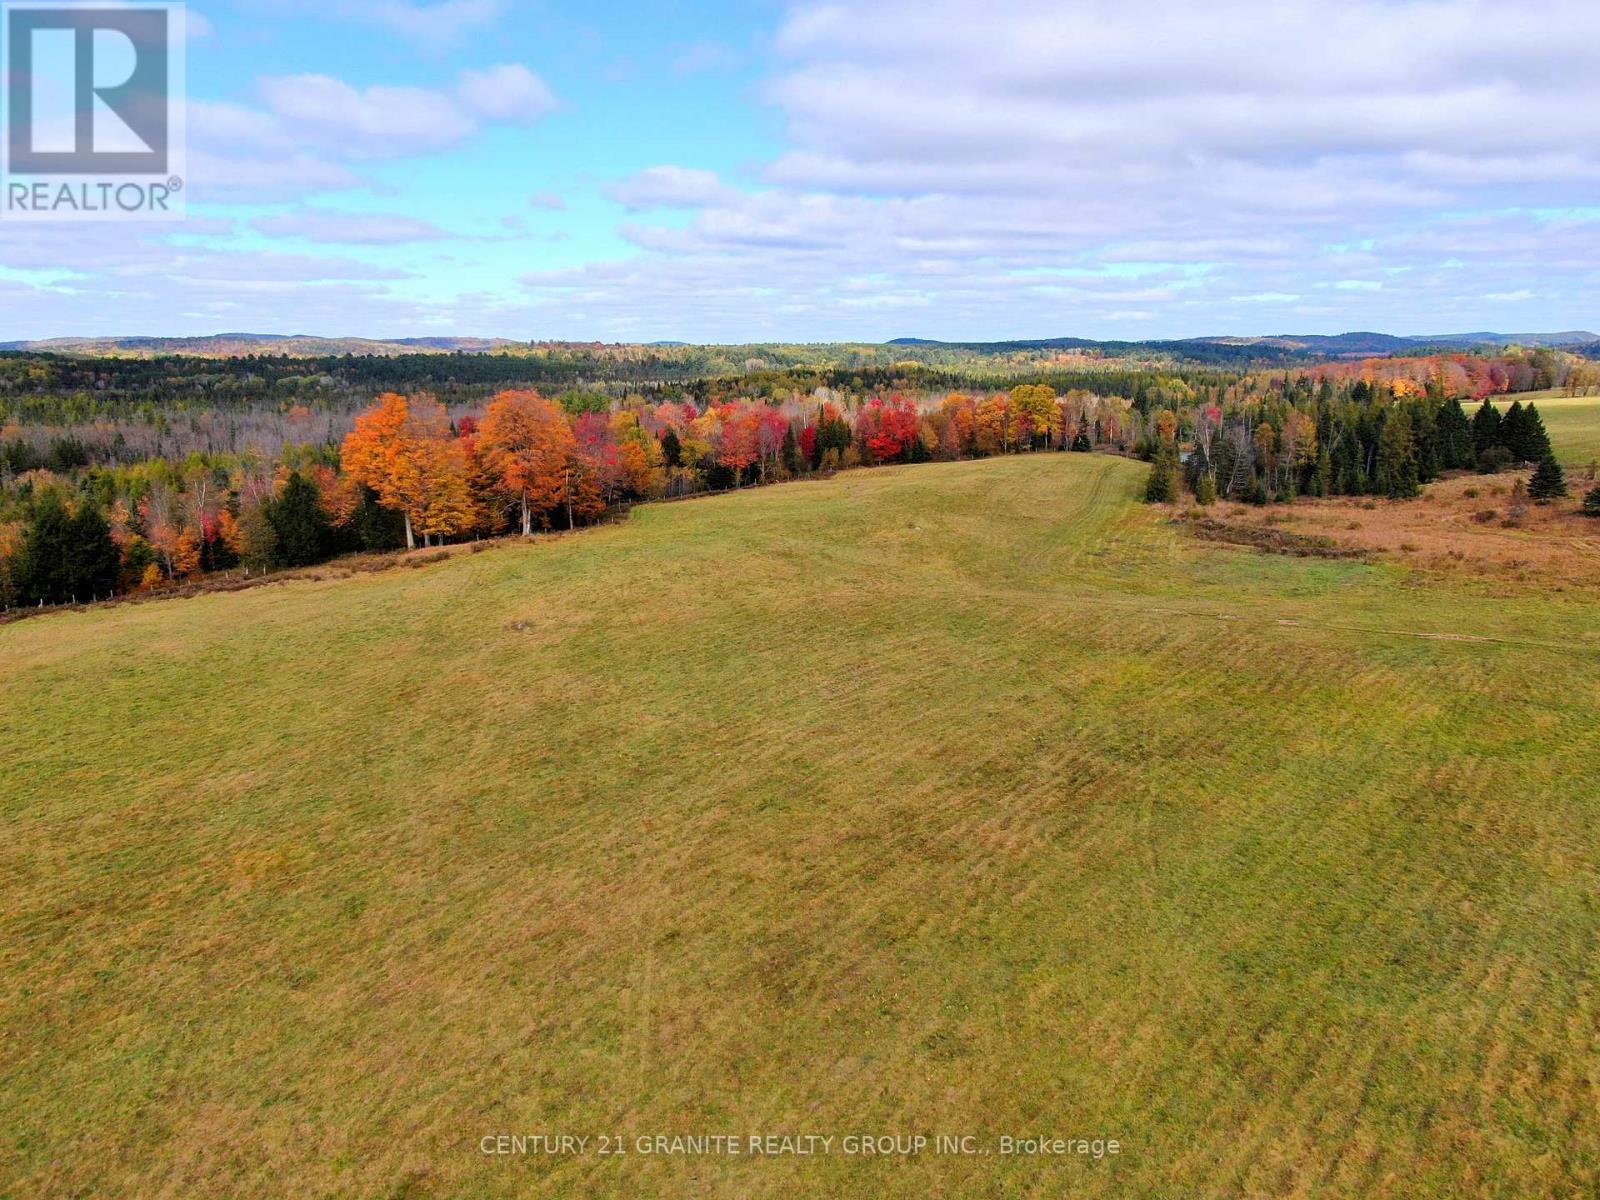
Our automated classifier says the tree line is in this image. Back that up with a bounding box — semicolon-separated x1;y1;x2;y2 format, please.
0;385;1137;607
1143;381;1579;506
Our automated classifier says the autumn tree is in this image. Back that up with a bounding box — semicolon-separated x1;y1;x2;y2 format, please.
975;393;1014;454
341;392;464;548
477;390;577;534
715;405;761;484
1009;384;1057;448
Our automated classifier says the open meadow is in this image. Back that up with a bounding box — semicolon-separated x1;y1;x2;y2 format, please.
4;453;1600;1198
1492;390;1600;466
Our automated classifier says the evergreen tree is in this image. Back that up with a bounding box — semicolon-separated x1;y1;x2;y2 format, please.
780;423;801;474
1193;470;1217;506
352;485;404;552
267;472;332;567
1185;442;1210;488
1583;485;1600;517
1519;403;1553;463
1472;399;1502;456
1435;396;1473;469
66;501;122;600
1312;447;1332;497
15;492;72;603
1376;408;1420;499
1500;400;1529;460
1143;448;1180;503
1070;427;1091;452
1409;399;1439;483
660;427;682;468
14;493;120;604
1528;452;1568;500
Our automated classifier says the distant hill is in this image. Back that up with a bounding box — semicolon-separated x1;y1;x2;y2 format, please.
5;329;1597;364
1410;331;1600;348
0;334;522;358
889;330;1600;358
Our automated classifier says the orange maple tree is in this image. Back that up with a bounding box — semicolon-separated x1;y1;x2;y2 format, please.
340;392;461;548
477;390;577;534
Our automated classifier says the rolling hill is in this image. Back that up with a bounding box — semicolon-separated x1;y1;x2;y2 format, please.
3;454;1598;1197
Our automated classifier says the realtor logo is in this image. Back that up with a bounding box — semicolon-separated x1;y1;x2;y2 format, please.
2;2;186;220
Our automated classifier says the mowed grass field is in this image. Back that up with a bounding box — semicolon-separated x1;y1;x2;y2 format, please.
4;454;1600;1198
1493;390;1600;465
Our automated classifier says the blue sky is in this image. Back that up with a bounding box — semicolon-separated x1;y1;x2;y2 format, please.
3;0;1599;342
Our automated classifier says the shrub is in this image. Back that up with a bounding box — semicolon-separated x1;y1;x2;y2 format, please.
1477;445;1514;474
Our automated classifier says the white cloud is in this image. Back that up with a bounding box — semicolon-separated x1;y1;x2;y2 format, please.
252;208;453;243
11;0;1600;340
258;75;479;157
608;166;739;211
258;0;507;44
181;65;559;203
365;0;504;41
457;64;558;124
545;0;1600;339
248;66;556;159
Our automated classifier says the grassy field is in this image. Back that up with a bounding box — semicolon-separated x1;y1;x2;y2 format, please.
1492;390;1600;465
4;454;1600;1198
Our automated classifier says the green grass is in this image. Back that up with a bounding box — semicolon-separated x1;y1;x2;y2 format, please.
1490;390;1600;465
4;454;1599;1198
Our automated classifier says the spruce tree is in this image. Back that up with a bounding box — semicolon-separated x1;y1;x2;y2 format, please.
1501;400;1529;460
1435;396;1473;469
1143;449;1179;504
1528;452;1568;500
1472;399;1502;456
1584;485;1600;517
66;502;121;600
14;493;120;604
352;486;404;552
1193;471;1217;505
1376;408;1420;499
661;427;682;468
15;494;74;604
1312;447;1332;497
1520;403;1553;463
267;472;332;567
1411;400;1439;482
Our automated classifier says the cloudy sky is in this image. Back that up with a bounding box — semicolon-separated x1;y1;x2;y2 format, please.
3;0;1598;341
